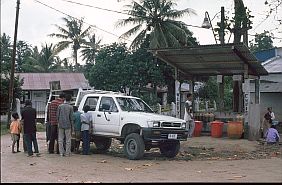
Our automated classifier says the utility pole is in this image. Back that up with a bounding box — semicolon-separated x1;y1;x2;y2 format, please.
218;6;225;111
7;0;21;128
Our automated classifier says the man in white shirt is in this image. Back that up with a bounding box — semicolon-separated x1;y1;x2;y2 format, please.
81;105;93;155
184;93;195;137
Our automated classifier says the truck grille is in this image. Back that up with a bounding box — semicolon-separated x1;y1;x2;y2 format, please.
161;122;181;128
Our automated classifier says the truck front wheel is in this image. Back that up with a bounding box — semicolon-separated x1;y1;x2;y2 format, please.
159;140;180;158
124;133;145;160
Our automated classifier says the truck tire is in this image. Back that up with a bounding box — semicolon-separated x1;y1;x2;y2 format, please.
159;140;180;158
124;133;145;160
93;137;112;152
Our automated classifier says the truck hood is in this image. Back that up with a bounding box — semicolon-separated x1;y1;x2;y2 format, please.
122;111;185;123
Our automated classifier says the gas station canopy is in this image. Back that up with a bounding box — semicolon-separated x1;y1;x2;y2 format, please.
149;43;268;80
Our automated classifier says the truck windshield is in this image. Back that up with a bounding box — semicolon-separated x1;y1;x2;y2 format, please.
116;97;154;113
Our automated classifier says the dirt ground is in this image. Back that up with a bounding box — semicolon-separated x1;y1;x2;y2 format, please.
1;131;282;183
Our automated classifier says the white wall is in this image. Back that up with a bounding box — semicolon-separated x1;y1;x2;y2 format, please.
254;92;282;122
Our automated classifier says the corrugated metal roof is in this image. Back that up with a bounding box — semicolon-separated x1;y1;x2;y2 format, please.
16;73;90;90
149;43;268;79
262;56;282;73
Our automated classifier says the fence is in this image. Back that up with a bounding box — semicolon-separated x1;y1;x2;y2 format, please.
32;101;46;119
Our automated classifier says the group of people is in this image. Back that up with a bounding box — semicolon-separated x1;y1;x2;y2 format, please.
263;107;280;144
10;93;93;157
46;93;93;156
10;100;40;156
9;93;280;156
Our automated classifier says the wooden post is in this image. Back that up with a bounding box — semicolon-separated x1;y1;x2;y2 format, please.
175;68;180;118
7;0;20;128
218;6;225;112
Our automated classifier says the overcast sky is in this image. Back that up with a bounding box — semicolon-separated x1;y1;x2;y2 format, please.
1;0;282;63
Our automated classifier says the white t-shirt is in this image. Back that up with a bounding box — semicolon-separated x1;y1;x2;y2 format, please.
184;100;193;121
270;112;275;120
80;112;93;131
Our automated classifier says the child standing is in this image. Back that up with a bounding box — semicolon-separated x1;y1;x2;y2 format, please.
80;105;93;155
10;112;22;153
73;106;82;154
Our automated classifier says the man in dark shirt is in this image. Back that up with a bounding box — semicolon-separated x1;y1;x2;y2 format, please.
21;100;39;157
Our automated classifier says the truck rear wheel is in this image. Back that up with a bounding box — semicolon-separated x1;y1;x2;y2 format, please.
124;133;144;160
159;140;180;158
93;137;112;152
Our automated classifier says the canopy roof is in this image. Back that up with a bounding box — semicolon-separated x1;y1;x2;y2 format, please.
149;43;268;80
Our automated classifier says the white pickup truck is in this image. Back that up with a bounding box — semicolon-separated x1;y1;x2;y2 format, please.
76;92;189;160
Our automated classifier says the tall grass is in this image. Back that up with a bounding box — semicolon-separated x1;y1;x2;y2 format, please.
1;124;9;136
0;122;46;136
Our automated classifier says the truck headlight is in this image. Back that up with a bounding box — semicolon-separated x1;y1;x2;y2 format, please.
181;122;187;129
147;121;160;127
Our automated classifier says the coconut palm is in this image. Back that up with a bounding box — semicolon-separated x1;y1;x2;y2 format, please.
23;44;64;72
49;16;92;69
116;0;196;49
80;34;102;64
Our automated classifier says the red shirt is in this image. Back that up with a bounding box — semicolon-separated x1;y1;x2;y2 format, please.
48;98;64;125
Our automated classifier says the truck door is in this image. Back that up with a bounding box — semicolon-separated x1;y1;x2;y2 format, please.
82;96;99;134
95;96;120;135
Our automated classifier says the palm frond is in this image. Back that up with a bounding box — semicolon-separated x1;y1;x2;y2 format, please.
49;33;69;40
56;41;71;52
119;24;143;39
129;29;147;49
164;8;196;19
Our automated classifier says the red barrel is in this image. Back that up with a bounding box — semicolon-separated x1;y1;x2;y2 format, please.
227;121;243;139
193;121;203;137
210;121;224;138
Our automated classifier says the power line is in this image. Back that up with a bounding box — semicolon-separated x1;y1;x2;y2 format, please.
33;0;133;42
59;0;134;17
59;0;211;30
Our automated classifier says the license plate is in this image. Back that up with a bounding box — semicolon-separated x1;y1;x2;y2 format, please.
168;134;177;139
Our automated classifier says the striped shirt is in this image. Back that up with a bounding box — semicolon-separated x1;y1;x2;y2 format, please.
48;98;64;125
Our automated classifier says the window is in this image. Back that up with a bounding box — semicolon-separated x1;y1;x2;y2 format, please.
99;97;118;112
84;97;99;111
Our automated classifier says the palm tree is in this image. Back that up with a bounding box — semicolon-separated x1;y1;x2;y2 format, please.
80;34;102;64
23;44;64;72
49;16;92;69
116;0;196;49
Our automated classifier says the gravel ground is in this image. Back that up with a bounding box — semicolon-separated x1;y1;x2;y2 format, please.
1;132;282;183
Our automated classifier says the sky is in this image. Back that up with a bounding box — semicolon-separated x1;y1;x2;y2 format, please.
1;0;282;64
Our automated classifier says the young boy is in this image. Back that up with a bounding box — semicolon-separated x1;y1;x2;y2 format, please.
10;112;22;153
73;106;82;154
265;123;280;145
184;93;195;137
80;105;93;155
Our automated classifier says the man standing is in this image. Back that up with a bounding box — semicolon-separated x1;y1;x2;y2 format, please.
184;93;195;138
48;93;65;154
57;94;74;157
21;100;40;157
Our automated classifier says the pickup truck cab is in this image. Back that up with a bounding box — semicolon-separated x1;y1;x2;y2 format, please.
77;93;188;160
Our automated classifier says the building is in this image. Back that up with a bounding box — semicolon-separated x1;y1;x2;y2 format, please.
254;47;282;122
16;73;90;118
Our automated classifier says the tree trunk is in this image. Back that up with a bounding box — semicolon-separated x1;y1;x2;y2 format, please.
74;49;78;70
